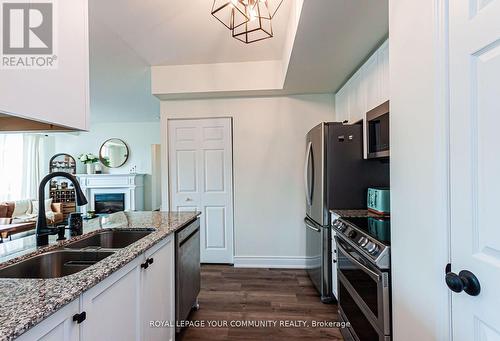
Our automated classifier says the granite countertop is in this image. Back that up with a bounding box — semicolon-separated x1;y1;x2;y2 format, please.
330;209;390;220
330;209;373;218
0;211;200;341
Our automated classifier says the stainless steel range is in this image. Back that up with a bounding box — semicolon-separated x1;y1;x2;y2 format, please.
332;213;392;341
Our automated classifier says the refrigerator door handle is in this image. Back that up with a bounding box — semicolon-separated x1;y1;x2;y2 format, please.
304;141;313;206
304;218;320;232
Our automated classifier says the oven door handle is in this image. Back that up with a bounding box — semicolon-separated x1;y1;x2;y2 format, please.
335;236;382;281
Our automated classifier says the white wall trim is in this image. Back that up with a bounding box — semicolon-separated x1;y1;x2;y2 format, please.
390;1;452;340
233;256;310;269
160;113;169;211
434;0;452;339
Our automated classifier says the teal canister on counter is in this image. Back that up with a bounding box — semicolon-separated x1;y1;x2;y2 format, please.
368;217;391;243
367;187;390;215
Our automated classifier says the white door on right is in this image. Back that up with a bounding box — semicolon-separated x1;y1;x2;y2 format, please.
168;118;234;264
449;1;500;339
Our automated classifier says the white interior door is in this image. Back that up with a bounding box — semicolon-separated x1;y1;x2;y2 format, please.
168;118;234;264
449;1;500;339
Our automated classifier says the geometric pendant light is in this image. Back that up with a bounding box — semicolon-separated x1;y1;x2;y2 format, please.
211;0;249;30
211;0;284;44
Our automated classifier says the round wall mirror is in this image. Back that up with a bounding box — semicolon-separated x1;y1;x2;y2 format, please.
99;138;129;168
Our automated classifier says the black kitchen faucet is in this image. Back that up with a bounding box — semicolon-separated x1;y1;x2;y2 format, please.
36;172;88;246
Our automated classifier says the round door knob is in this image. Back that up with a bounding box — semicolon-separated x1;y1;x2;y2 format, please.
445;270;481;296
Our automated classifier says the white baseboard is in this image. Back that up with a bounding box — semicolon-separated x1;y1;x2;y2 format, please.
233;256;310;269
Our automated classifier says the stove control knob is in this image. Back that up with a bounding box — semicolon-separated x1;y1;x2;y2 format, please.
358;237;369;247
366;242;378;254
347;230;357;239
370;245;380;255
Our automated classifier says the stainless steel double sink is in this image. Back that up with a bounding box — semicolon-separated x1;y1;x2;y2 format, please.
0;229;154;279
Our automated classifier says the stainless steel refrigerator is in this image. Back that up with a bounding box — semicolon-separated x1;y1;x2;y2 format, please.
304;122;389;303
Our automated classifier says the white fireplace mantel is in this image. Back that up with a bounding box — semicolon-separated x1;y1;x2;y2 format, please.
77;174;144;213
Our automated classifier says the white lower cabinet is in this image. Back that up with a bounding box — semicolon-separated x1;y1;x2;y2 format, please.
141;237;175;341
17;300;80;341
80;259;141;341
20;235;175;341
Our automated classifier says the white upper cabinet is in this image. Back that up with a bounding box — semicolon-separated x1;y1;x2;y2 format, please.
335;39;389;123
378;40;390;104
335;86;349;122
363;52;381;112
347;70;366;123
335;82;349;123
0;0;89;131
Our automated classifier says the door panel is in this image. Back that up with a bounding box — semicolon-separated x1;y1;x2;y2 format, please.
175;127;196;142
449;1;500;339
169;118;234;263
205;206;226;248
203;126;224;141
204;150;225;192
177;150;197;192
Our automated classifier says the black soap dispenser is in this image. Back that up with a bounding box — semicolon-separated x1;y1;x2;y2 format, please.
68;212;83;236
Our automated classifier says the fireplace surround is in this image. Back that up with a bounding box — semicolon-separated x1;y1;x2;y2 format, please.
77;174;144;213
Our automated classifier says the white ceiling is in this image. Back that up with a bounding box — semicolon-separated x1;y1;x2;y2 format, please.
88;0;389;119
90;0;293;66
284;0;388;93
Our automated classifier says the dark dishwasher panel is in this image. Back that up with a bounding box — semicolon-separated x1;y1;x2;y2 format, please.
175;218;201;331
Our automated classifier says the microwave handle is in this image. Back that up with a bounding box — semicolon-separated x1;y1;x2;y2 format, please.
335;236;382;281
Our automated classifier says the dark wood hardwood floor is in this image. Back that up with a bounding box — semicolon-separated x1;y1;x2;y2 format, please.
179;265;344;340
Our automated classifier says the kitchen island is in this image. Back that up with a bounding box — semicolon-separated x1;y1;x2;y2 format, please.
0;211;200;341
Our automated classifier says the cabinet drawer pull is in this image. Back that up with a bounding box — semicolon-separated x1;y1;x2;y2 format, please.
141;261;149;269
147;257;154;265
73;311;86;324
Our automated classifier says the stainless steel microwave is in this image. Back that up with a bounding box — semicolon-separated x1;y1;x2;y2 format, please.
366;100;390;159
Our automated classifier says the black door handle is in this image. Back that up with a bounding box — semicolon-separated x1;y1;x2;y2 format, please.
141;261;149;269
445;269;481;296
147;257;154;265
73;311;86;324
